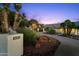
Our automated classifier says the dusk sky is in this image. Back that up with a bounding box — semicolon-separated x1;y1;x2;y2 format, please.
10;3;79;24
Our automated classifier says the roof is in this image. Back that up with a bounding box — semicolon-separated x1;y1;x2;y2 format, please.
44;21;79;29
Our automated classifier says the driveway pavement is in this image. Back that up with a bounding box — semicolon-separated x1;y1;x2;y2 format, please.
38;32;79;56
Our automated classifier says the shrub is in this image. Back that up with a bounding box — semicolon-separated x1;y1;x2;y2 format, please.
45;27;55;34
44;27;49;31
17;28;38;46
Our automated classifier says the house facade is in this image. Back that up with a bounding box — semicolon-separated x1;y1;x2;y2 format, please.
44;21;79;35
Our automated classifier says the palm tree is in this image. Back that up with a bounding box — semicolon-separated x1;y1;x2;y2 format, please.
13;3;21;31
8;11;15;27
65;20;76;35
22;13;26;19
61;19;76;36
1;4;10;33
19;13;29;28
64;20;71;35
70;22;76;35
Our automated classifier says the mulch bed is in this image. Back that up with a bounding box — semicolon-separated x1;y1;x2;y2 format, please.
23;36;60;56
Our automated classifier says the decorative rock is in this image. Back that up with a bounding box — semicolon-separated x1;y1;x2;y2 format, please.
8;27;17;34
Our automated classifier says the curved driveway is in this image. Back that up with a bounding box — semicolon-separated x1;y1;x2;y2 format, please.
38;32;79;56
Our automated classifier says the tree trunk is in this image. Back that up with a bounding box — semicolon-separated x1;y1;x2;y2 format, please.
1;9;8;33
63;28;66;35
68;28;72;35
17;17;22;29
77;29;78;35
13;11;18;31
66;28;68;36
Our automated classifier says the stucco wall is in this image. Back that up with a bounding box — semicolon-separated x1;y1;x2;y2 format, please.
0;34;23;56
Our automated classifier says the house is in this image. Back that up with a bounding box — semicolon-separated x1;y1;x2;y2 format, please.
44;21;79;35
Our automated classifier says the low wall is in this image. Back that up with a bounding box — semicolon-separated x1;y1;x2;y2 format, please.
0;34;23;56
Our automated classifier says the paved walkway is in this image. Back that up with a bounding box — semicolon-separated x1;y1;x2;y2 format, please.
38;32;79;56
